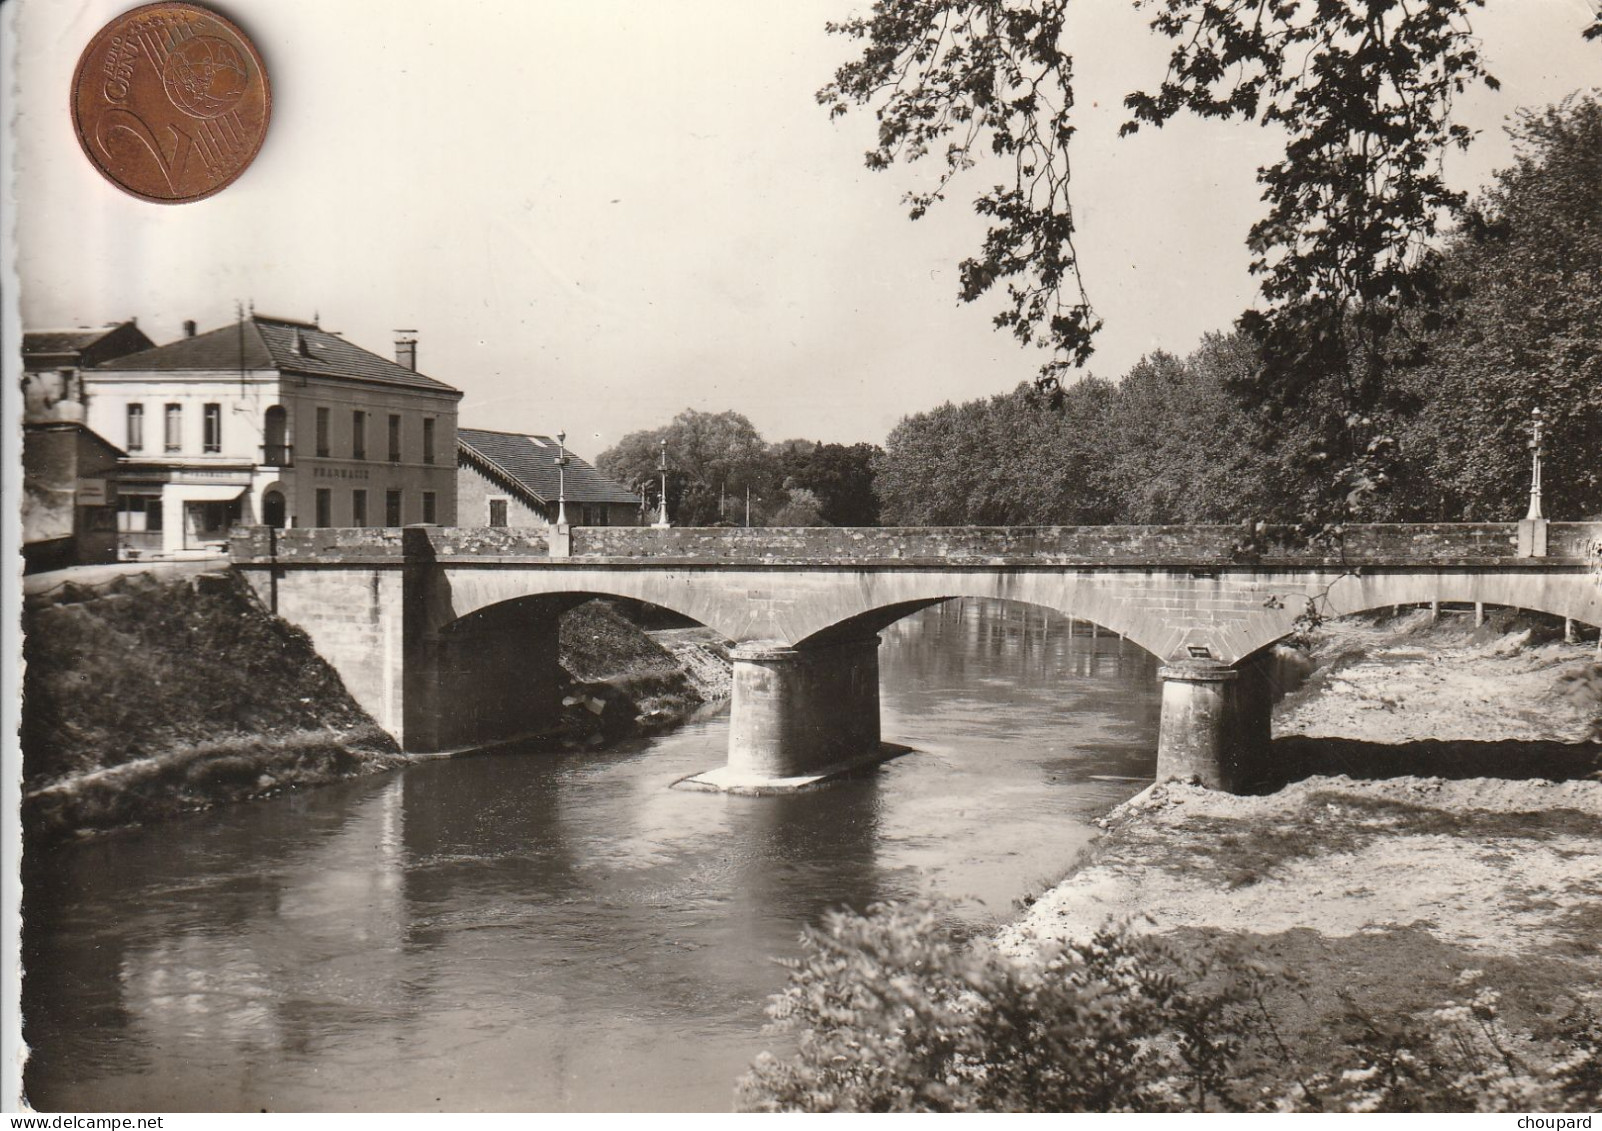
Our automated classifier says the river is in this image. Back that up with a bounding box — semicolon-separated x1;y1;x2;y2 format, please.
21;598;1160;1112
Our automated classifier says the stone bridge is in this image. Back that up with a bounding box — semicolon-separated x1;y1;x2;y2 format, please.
231;522;1602;793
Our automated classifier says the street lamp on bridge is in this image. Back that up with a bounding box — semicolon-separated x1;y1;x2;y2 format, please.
555;429;570;528
653;438;671;529
1525;407;1546;522
1517;406;1549;559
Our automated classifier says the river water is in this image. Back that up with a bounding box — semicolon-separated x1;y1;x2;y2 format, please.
22;599;1160;1113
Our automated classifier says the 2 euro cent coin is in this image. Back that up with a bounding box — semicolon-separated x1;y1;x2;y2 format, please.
71;2;271;203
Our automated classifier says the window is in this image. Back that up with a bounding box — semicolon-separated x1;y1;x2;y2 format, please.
388;414;402;463
352;489;367;527
199;500;241;533
422;418;435;464
385;489;402;527
117;494;162;532
422;491;437;524
315;406;330;457
164;404;182;452
263;405;289;466
126;404;144;451
315;488;332;528
352;411;366;460
203;403;221;453
488;498;508;527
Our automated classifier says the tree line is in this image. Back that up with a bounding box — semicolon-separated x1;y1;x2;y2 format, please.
596;411;881;528
819;1;1600;530
602;96;1599;528
879;97;1601;527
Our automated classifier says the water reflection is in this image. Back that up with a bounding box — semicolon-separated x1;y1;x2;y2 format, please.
23;597;1160;1112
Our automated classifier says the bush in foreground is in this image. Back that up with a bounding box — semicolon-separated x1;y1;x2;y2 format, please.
737;901;1602;1113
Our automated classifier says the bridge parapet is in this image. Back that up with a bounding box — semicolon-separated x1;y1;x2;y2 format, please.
1550;523;1602;561
568;522;1602;565
231;521;1602;568
231;525;405;563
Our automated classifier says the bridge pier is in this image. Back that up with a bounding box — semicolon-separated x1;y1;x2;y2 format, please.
1155;657;1272;793
681;636;893;792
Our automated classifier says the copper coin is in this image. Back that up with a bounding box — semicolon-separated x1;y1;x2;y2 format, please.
71;2;271;203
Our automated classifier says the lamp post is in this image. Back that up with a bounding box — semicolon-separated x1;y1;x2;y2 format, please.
653;438;671;528
555;429;569;527
1525;407;1545;522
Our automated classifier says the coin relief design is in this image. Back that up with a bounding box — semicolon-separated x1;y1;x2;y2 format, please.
71;2;271;204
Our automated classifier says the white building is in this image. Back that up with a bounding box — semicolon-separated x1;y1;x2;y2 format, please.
84;314;462;558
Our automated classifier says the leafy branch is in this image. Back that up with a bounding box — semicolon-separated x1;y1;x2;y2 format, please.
820;0;1099;387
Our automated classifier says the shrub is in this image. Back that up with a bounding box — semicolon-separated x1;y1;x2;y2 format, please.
737;902;1285;1112
738;902;1602;1113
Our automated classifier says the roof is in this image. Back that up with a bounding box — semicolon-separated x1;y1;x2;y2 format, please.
22;419;127;459
459;428;641;507
25;329;116;354
92;315;462;396
24;322;154;368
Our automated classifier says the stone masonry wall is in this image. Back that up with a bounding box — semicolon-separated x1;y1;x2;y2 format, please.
567;522;1602;566
266;565;405;739
233;522;1602;567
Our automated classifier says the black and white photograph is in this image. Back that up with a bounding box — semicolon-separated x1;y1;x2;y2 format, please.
3;0;1602;1117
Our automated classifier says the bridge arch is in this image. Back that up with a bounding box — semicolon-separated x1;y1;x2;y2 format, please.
794;592;1162;659
433;567;766;643
433;566;1183;657
1230;570;1602;663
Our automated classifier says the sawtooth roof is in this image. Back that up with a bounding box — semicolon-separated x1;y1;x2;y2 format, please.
459;428;641;507
93;316;461;395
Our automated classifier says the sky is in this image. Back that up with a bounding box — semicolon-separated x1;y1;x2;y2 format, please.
11;0;1602;458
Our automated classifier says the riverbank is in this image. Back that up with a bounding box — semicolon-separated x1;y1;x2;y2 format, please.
554;600;729;742
999;610;1602;1097
20;571;731;838
21;568;407;839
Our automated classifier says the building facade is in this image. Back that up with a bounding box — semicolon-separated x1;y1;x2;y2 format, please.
22;321;155;421
20;322;156;569
20;422;125;572
85;315;461;557
458;428;642;528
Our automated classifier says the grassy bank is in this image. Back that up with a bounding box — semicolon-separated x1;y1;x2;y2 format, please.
556;599;728;742
20;577;734;838
21;569;405;838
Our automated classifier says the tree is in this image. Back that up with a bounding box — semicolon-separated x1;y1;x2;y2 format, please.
875;380;1115;525
1389;95;1602;520
821;1;1600;522
775;440;885;526
1104;334;1274;523
769;487;831;527
596;410;780;526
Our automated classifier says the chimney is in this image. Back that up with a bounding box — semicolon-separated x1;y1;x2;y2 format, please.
394;331;418;371
183;319;197;338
